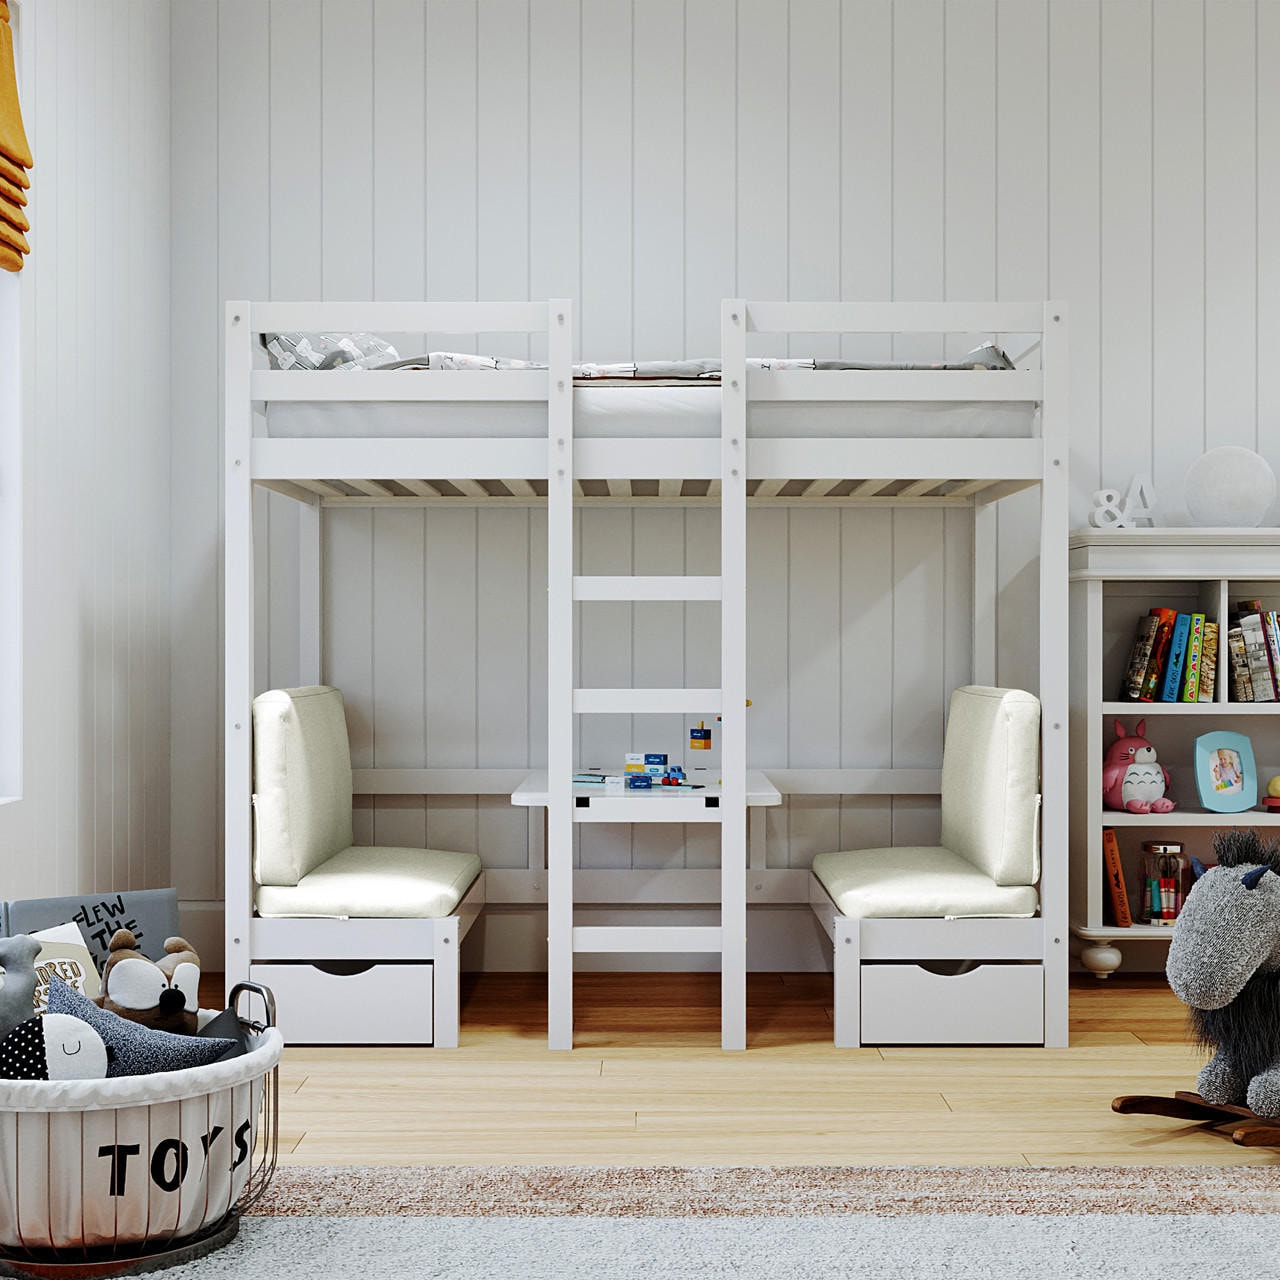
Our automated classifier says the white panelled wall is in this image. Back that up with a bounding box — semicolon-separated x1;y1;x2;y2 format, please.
167;0;1280;971
0;4;171;900
8;2;1279;974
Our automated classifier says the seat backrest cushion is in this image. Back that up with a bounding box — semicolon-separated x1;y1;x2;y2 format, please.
251;686;354;886
939;685;1041;886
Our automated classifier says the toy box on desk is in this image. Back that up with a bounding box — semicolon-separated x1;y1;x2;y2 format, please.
2;888;179;970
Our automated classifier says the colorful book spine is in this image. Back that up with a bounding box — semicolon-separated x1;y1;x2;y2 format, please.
1179;612;1205;702
1102;827;1131;928
1121;613;1160;701
1197;620;1219;702
1159;612;1192;701
1139;608;1178;702
1265;611;1280;693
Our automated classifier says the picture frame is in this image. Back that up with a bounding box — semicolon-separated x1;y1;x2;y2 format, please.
1194;730;1258;814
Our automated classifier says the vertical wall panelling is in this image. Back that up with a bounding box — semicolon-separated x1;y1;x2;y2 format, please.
786;509;842;863
840;0;893;362
1150;0;1206;526
890;510;946;847
426;0;480;333
788;0;841;361
1047;0;1101;516
944;0;996;311
992;0;1048;694
321;0;374;300
735;0;788;325
891;0;945;364
373;0;427;301
684;0;736;357
1;2;170;906
371;508;428;849
169;0;220;913
478;0;531;354
1259;1;1280;490
476;507;533;869
152;0;1280;972
423;507;480;853
838;508;895;853
746;506;789;865
528;0;581;356
1098;0;1154;493
579;0;632;360
632;0;686;359
1203;0;1257;455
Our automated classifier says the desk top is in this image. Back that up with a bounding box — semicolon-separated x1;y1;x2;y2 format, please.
511;770;782;808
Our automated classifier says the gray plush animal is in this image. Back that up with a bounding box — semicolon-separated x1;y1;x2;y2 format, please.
0;935;41;1038
1167;829;1280;1117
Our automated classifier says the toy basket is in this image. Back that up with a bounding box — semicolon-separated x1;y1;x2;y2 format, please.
0;983;281;1278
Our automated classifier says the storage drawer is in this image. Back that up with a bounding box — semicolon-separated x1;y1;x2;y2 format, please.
250;961;434;1045
860;962;1044;1045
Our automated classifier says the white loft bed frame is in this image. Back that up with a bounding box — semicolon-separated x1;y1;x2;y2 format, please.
223;298;1070;1051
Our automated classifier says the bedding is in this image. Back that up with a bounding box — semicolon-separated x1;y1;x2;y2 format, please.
260;336;1033;440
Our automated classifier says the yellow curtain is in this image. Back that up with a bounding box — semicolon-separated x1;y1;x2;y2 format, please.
0;0;31;273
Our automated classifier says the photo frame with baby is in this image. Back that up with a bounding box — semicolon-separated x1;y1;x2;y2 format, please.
1194;730;1257;814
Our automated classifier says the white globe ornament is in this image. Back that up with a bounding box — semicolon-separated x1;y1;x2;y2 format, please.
1183;447;1277;527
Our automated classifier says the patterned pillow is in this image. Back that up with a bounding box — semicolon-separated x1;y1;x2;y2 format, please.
46;978;233;1077
263;331;399;371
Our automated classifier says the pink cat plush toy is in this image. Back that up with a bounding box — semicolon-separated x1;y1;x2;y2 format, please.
1103;718;1176;813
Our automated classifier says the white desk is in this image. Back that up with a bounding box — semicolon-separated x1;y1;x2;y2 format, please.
512;769;782;1051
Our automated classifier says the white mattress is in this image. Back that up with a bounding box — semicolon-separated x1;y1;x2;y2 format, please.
266;387;1037;440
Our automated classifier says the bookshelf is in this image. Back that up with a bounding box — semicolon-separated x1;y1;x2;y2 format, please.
1069;529;1280;976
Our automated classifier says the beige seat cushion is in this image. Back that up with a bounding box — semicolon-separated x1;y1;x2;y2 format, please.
811;846;1039;919
255;845;482;919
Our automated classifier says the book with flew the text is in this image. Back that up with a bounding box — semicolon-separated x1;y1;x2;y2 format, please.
1102;827;1132;928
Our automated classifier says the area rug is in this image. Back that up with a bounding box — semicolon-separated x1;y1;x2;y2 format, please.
160;1166;1280;1279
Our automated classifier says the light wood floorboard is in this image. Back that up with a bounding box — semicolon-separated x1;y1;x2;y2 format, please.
213;972;1280;1168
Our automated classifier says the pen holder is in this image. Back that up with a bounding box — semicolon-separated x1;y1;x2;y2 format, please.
1139;843;1186;926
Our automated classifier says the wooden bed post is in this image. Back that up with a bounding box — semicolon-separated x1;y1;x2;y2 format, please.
1039;302;1071;1048
223;302;255;999
545;299;575;1050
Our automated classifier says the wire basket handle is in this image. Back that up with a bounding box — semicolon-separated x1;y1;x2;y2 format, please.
228;981;276;1033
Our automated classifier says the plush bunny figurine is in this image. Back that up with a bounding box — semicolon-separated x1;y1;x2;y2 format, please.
1103;718;1176;813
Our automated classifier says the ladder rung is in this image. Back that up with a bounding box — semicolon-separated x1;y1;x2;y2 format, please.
573;575;722;602
573;688;723;715
572;925;723;954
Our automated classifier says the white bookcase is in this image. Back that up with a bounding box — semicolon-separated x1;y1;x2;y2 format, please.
1069;528;1280;976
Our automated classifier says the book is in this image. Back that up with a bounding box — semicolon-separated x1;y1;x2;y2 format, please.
1121;613;1160;700
1102;827;1132;928
1227;625;1254;701
1237;611;1276;701
1265;611;1280;691
29;921;101;1014
1139;609;1178;701
1179;612;1205;701
1159;612;1192;701
1197;620;1219;702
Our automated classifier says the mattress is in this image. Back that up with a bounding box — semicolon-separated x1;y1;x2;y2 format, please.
265;388;1037;441
259;342;1038;439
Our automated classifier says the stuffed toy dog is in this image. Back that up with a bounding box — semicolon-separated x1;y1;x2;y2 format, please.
0;934;41;1038
95;929;201;1036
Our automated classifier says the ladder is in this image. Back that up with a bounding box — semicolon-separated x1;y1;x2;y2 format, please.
544;299;749;1051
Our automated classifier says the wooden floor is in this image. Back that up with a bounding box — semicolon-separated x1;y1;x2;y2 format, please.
236;972;1280;1168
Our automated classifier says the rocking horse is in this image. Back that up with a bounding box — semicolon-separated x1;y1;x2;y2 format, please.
1113;828;1280;1146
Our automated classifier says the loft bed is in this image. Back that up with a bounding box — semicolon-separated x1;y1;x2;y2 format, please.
223;297;1069;1051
